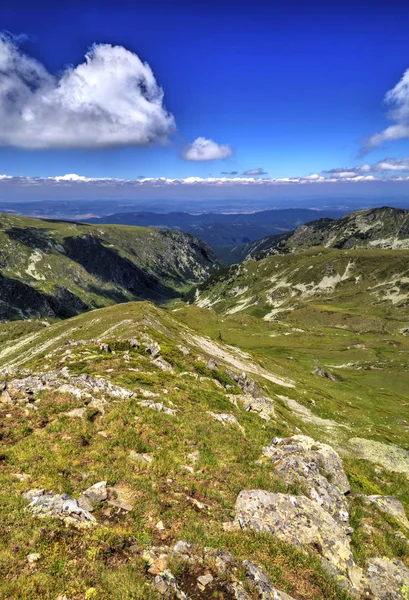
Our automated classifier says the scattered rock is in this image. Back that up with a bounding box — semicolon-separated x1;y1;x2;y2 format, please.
145;340;161;359
107;485;134;512
99;343;111;353
88;397;107;413
138;399;176;416
27;552;41;564
177;345;190;356
243;561;296;600
0;390;13;404
153;570;188;598
156;520;165;531
206;359;218;370
152;357;174;373
57;384;83;399
129;337;140;348
209;411;245;433
197;573;213;588
229;393;275;421
187;450;199;464
148;555;169;575
226;370;262;398
145;541;297;600
65;407;87;419
346;437;409;474
312;366;338;381
6;371;134;402
187;497;209;511
78;481;107;512
356;557;409;599
129;451;153;465
137;387;160;398
173;540;193;554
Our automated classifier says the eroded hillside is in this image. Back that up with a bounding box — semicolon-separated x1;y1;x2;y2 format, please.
0;214;219;320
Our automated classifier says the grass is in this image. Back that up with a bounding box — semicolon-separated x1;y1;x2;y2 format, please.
0;253;408;599
0;305;356;599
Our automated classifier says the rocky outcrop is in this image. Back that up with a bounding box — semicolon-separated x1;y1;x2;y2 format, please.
23;481;135;525
233;490;354;574
2;370;134;403
364;495;409;530
232;432;409;599
359;557;409;600
23;489;96;527
227;370;275;420
263;435;350;526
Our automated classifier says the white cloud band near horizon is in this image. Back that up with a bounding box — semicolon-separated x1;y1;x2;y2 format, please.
1;169;409;203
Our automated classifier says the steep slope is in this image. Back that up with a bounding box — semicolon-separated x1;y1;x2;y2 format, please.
1;301;408;599
0;214;219;320
245;207;409;260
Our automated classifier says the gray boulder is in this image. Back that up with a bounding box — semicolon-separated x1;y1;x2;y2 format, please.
233;490;354;574
263;435;350;525
24;489;96;527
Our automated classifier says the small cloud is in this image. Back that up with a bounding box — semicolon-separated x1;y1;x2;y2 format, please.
242;168;268;176
181;137;233;161
0;34;175;149
221;170;238;175
362;67;409;153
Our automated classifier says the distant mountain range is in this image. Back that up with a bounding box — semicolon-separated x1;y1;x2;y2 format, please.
86;207;346;262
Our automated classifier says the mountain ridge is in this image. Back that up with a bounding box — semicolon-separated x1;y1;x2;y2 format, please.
0;213;219;321
244;207;409;260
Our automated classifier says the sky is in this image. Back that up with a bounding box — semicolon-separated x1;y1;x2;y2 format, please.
1;0;409;205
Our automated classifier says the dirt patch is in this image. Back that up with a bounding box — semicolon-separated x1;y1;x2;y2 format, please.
186;333;294;388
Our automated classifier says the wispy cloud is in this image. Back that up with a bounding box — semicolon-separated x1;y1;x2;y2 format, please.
363;67;409;153
221;171;238;175
242;168;268;176
0;34;175;149
181;137;233;161
325;157;409;177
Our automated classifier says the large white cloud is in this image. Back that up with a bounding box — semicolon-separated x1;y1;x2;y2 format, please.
0;35;175;149
365;68;409;151
182;137;233;161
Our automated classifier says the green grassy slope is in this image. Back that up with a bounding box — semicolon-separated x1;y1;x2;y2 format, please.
0;300;408;599
0;213;219;320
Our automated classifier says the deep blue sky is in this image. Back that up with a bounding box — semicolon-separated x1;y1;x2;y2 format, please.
1;0;409;203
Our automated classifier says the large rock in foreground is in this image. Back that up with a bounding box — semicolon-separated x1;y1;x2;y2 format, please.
263;435;350;526
233;490;355;574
